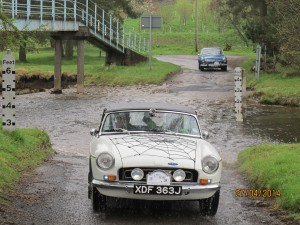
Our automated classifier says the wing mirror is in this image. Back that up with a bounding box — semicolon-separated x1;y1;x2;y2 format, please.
90;128;99;137
202;131;209;139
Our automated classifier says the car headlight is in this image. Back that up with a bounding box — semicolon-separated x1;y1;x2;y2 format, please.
202;156;219;174
173;169;186;182
131;168;144;181
96;152;115;170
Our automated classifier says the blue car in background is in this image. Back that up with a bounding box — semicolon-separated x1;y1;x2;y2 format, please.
198;47;227;71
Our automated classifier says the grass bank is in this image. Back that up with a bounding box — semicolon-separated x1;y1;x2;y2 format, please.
85;58;180;86
241;59;300;107
238;143;300;220
0;122;53;205
0;46;181;87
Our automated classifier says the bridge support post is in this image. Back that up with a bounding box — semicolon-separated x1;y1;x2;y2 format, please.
77;39;84;94
53;39;62;94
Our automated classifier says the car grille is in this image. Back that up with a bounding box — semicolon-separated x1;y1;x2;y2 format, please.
118;168;198;183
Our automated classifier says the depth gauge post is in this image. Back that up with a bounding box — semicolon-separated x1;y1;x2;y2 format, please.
1;49;16;131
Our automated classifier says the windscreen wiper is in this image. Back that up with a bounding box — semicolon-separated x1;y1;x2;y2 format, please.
113;128;130;134
146;128;177;135
103;128;130;134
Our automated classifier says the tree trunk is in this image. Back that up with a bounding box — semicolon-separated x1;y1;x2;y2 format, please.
19;44;27;62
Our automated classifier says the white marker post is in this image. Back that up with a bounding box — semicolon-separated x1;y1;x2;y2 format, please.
255;45;261;80
234;67;244;122
2;49;16;131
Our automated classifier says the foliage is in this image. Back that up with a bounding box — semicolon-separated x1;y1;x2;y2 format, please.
0;124;53;204
132;0;161;14
86;58;180;86
125;0;249;54
238;143;300;216
0;12;21;51
212;0;300;71
208;0;250;47
175;0;194;29
268;0;300;69
81;0;142;20
242;58;300;107
159;3;176;32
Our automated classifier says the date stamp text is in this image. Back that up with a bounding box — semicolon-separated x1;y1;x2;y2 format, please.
235;189;281;198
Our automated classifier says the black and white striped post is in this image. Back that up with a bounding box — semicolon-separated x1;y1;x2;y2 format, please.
2;49;16;131
234;67;246;122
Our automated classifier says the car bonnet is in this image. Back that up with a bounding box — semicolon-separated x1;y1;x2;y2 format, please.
110;134;197;168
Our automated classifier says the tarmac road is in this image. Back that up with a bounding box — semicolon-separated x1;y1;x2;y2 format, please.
0;55;293;225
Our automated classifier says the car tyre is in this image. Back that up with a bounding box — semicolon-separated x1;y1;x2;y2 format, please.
199;190;220;216
91;184;107;212
221;66;227;71
199;66;204;71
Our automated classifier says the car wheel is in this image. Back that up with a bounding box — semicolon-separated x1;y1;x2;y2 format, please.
88;158;93;199
91;184;107;212
200;66;204;71
199;190;220;216
221;66;227;71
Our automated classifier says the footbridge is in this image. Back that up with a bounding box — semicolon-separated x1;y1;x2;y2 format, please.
0;0;149;93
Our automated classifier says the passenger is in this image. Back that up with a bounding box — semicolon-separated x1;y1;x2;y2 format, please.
142;113;157;129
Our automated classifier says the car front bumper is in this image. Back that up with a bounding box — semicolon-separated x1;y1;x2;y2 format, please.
92;179;220;200
199;61;227;68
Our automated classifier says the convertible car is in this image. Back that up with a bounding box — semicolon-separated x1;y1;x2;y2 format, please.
198;47;227;71
88;102;222;215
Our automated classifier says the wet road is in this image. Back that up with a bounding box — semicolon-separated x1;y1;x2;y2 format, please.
1;55;299;225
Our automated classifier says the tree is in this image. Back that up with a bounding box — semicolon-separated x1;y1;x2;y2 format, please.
213;0;282;69
160;3;175;32
176;0;193;29
268;0;300;68
208;0;249;46
91;0;142;21
0;13;21;51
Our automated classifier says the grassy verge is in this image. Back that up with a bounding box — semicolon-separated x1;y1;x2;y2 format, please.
85;58;180;86
241;59;300;107
238;143;300;220
0;121;53;205
0;46;181;86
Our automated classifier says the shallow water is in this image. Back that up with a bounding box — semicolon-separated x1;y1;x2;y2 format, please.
0;55;297;225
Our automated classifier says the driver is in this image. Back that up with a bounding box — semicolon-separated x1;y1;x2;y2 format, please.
115;113;129;129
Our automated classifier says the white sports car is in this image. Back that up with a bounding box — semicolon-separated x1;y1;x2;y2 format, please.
88;102;222;215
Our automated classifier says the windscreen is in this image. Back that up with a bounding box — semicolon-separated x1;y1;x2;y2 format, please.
101;111;200;136
201;48;222;55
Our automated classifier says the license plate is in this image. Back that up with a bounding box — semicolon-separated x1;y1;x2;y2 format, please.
134;185;182;195
208;62;219;67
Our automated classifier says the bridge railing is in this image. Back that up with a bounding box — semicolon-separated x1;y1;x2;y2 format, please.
0;0;149;54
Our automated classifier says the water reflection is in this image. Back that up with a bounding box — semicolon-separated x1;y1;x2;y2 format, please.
243;102;299;143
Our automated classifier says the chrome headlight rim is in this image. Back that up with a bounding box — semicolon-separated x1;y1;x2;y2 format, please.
173;169;186;182
131;168;144;181
202;156;219;174
96;152;115;170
